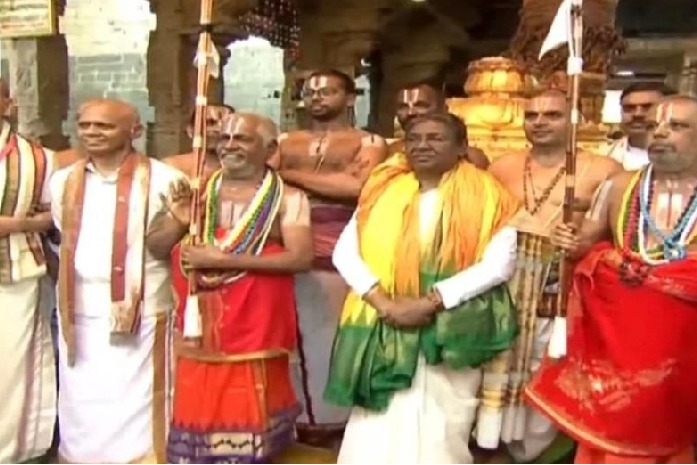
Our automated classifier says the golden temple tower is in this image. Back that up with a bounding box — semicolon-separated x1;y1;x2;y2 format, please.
449;0;625;160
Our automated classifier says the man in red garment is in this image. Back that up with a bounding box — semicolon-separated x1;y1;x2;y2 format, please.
146;112;313;463
524;94;697;464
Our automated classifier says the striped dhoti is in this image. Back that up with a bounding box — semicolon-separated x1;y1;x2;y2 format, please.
477;227;560;461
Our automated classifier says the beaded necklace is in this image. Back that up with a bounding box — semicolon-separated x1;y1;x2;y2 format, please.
523;156;566;216
618;166;697;265
181;168;283;286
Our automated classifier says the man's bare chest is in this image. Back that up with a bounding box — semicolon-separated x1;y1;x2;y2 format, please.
281;136;361;171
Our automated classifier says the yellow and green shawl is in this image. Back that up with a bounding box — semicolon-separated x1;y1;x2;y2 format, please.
324;155;521;411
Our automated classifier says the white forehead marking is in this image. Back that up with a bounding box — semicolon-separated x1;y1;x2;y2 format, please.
655;192;672;231
222;115;249;135
308;76;328;90
586;180;612;221
401;89;421;107
657;102;674;125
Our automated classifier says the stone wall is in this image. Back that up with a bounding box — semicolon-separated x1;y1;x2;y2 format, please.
66;54;151;149
226;38;371;130
226;39;286;125
2;0;289;154
0;0;379;153
58;0;296;153
60;0;154;151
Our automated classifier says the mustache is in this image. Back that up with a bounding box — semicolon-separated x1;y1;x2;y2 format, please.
409;150;436;156
220;149;245;156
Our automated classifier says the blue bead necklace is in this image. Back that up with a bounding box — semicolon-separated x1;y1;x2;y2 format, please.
637;165;697;264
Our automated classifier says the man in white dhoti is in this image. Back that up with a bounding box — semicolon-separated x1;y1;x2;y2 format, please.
0;79;57;464
324;113;520;463
604;82;676;170
49;98;181;463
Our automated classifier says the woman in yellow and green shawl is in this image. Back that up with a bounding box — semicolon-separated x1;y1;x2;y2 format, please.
324;113;521;463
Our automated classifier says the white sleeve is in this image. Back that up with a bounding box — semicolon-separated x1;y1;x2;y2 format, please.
331;213;379;296
40;148;55;205
49;168;68;232
433;226;517;309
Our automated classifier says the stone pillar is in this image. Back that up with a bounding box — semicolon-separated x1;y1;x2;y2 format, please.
289;3;383;131
146;0;191;159
185;35;234;107
371;5;472;135
7;33;70;149
146;0;253;159
680;53;697;97
279;50;301;132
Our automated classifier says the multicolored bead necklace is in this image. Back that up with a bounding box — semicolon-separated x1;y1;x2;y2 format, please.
182;168;283;287
618;166;697;265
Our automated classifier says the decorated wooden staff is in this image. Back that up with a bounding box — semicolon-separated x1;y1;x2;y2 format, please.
538;0;584;359
182;0;220;341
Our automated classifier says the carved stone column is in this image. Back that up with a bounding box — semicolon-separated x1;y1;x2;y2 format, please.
378;4;471;135
146;0;191;158
6;1;69;150
185;35;234;108
680;53;697;97
288;3;382;131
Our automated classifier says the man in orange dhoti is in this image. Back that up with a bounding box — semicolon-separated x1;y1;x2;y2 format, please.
0;79;57;463
50;99;182;463
525;95;697;464
147;112;313;463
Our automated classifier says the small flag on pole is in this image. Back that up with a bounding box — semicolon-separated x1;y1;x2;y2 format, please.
539;0;572;59
194;37;221;79
538;0;583;76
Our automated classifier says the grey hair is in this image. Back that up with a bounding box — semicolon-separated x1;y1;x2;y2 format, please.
257;117;279;146
225;112;279;146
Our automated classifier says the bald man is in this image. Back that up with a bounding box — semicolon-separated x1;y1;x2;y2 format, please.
392;82;490;169
0;79;58;463
50;98;183;463
485;90;621;462
164;104;235;178
147;112;312;463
